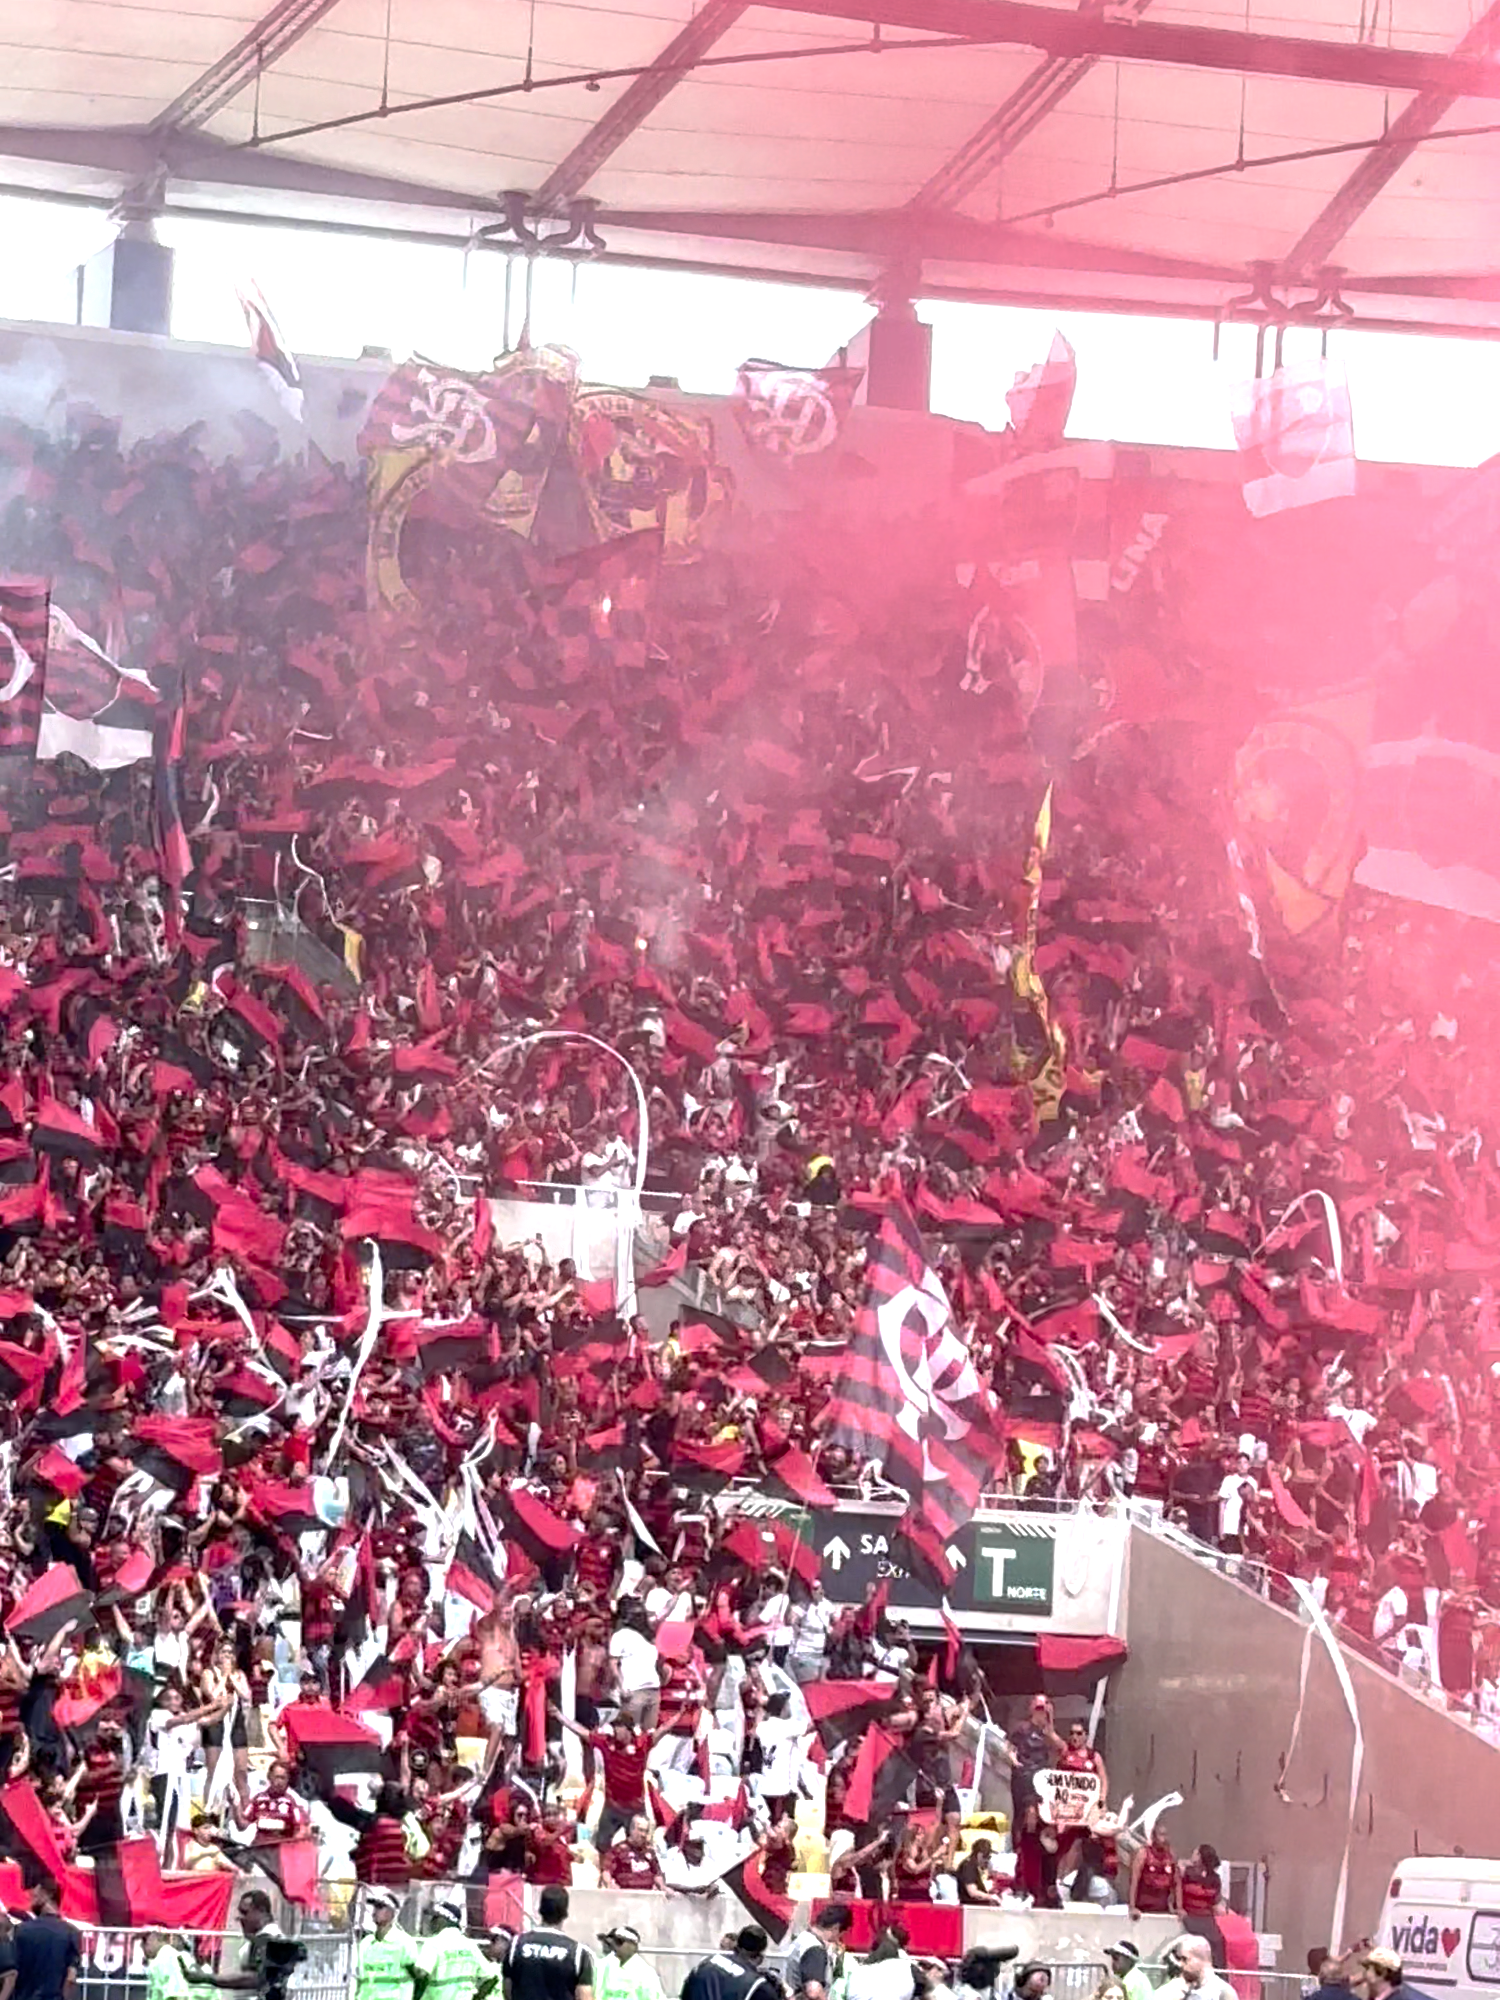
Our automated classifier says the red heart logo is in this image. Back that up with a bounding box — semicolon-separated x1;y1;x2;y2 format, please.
1442;1931;1461;1958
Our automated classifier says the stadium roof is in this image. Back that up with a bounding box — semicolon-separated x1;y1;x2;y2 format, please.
6;0;1500;336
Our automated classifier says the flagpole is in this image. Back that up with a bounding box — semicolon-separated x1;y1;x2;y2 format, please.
467;1029;651;1315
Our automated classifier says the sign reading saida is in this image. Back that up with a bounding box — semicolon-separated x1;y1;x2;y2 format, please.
770;1504;1057;1620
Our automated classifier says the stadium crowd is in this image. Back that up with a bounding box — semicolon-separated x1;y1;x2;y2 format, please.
0;380;1490;1933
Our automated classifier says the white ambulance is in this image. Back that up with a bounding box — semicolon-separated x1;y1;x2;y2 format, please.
1375;1858;1500;1997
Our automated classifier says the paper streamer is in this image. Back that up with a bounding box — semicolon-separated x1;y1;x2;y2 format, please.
1280;1575;1364;1951
1094;1290;1160;1355
323;1242;409;1470
1267;1188;1344;1285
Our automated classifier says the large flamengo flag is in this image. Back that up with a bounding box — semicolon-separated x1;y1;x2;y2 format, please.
826;1200;1005;1557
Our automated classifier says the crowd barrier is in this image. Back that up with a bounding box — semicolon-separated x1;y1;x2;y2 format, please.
74;1929;355;2000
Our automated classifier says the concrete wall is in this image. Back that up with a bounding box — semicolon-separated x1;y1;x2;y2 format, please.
0;316;971;528
1111;1530;1500;1966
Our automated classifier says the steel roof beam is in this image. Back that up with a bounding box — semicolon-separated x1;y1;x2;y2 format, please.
912;0;1151;215
0;123;504;217
149;0;347;136
599;202;1244;279
538;0;747;208
752;0;1500;99
1280;0;1500;277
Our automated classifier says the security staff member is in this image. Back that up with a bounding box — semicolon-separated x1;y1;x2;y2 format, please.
356;1891;420;2000
504;1886;593;2000
420;1893;498;2000
681;1929;782;2000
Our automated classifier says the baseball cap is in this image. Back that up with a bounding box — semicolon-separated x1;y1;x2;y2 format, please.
1109;1944;1140;1964
1362;1950;1403;1980
612;1929;641;1947
365;1890;400;1912
432;1892;465;1924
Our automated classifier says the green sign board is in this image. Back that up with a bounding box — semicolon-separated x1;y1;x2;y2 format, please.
970;1525;1056;1615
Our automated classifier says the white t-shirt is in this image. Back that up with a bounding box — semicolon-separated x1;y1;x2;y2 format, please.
148;1707;197;1780
790;1598;836;1661
758;1591;793;1648
846;1957;915;2000
154;1629;191;1681
1218;1473;1252;1538
756;1715;802;1794
610;1626;662;1696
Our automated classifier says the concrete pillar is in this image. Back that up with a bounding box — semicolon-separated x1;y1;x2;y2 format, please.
846;265;933;413
76;218;174;337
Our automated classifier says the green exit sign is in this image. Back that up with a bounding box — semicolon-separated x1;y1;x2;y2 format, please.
971;1527;1056;1614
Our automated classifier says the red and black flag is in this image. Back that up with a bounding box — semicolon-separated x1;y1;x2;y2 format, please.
341;1203;443;1271
31;1445;88;1501
151;1031;216;1099
133;1415;222;1494
0;1344;48;1411
0;581;48;757
673;1439;749;1491
448;1531;503;1611
261;962;326;1045
550;1311;629;1385
67;992;118;1071
262;1319;304;1385
7;1563;95;1644
501;1485;582;1571
245;1475;322;1536
842;1721;922;1828
222;984;283;1064
414;1317;493;1379
826;1198;1005;1552
722;1517;819;1589
233;1835;322;1907
345;1654;404;1716
279;1702;385;1782
721;1846;796;1943
33;1097;110;1167
802;1678;900;1752
219;1365;282;1423
0;1777;74;1884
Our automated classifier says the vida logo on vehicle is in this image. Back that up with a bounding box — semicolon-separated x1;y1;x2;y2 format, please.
1390;1919;1463;1964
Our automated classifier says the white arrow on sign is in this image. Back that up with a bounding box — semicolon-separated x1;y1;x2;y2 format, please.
824;1535;852;1572
946;1545;967;1569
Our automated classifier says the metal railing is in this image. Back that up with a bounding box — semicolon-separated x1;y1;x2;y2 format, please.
74;1931;355;2000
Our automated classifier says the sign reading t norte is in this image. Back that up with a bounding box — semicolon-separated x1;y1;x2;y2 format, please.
969;1522;1055;1615
797;1506;1058;1620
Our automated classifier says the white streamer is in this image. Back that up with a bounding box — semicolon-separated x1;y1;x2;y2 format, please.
324;1243;400;1469
1286;1576;1365;1951
1094;1290;1159;1355
1266;1188;1344;1284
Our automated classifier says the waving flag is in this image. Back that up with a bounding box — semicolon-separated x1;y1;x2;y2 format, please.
733;358;864;460
37;608;156;769
239;281;304;422
826;1200;1005;1554
0;582;47;757
1232;359;1356;518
